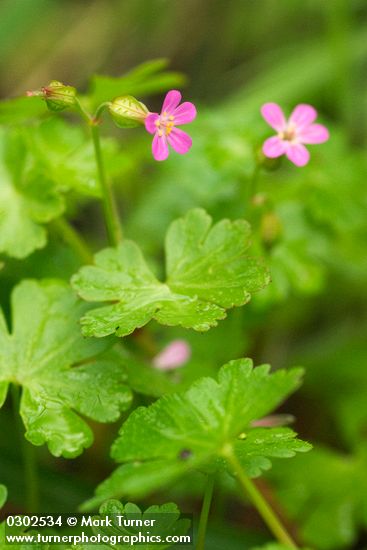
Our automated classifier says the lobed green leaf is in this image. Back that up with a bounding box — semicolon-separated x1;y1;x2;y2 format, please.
82;359;309;508
72;209;270;338
0;280;132;458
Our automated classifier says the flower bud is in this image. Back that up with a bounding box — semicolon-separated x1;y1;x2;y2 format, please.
261;212;283;245
27;81;76;111
43;81;77;111
108;95;148;128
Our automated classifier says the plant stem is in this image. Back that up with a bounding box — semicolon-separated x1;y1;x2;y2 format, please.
94;102;110;120
226;450;297;548
52;217;93;264
11;385;39;513
74;97;92;124
249;163;260;202
242;163;261;219
90;123;123;246
196;474;215;550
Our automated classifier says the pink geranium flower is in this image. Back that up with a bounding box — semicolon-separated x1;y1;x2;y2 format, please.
145;90;197;161
261;103;329;166
153;340;191;371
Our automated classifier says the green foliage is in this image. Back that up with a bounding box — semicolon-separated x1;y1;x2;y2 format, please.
0;118;129;258
294;323;367;450
0;280;132;458
89;499;191;550
82;359;309;509
127;110;367;305
0;126;64;258
252;545;310;550
72;208;269;337
1;9;366;545
0;498;189;550
0;97;47;125
23;118;128;198
233;428;311;478
271;447;367;550
89;59;186;107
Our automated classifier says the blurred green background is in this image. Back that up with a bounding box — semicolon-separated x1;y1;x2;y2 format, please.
0;0;365;120
1;1;367;549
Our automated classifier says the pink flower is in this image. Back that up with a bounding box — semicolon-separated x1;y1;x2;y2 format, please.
261;103;329;167
145;90;197;161
153;340;191;371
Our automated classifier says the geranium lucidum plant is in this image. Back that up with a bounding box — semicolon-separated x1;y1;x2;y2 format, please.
0;62;317;550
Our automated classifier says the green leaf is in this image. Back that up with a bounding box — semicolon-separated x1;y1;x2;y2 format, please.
0;126;64;258
233;427;311;478
89;59;186;107
72;209;270;337
90;499;191;550
0;485;6;509
0;280;132;458
82;359;309;508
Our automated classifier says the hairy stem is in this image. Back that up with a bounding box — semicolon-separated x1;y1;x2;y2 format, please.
226;450;297;548
11;385;39;513
52;217;93;264
91;123;123;246
196;474;215;550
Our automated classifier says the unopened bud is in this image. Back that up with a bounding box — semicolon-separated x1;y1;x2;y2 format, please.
108;95;148;128
251;192;267;208
27;80;76;111
261;212;283;245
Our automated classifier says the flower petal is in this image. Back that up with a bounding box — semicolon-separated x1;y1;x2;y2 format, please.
152;133;169;161
289;104;317;130
162;90;182;115
261;103;286;131
172;102;197;125
286;143;310;166
299;123;329;144
145;113;160;134
167;127;192;154
263;136;287;158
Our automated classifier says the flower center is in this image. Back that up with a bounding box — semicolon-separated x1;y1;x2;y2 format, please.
279;124;297;142
155;111;175;137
